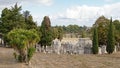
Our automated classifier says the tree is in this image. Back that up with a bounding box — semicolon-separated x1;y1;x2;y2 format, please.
81;30;86;38
113;20;120;46
7;29;40;63
53;26;63;40
66;25;80;33
92;27;98;54
52;27;59;39
106;18;115;54
0;4;38;47
94;16;109;46
0;4;26;46
57;26;63;41
23;10;37;30
39;16;53;51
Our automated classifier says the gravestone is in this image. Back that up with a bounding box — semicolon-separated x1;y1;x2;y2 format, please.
98;47;102;54
52;38;61;54
35;44;41;52
76;38;92;54
101;45;107;54
114;46;117;53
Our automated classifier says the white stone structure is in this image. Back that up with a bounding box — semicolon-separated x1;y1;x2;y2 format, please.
101;45;107;54
98;47;102;54
98;45;117;54
76;38;92;54
61;38;92;54
0;38;4;46
52;38;61;54
37;38;118;55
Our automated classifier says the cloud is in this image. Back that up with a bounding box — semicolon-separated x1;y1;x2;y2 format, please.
51;2;120;26
104;0;113;2
0;0;22;5
0;0;21;10
0;0;53;9
0;0;53;15
36;0;53;6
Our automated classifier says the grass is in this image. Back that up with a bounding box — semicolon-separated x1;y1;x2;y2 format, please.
0;47;120;68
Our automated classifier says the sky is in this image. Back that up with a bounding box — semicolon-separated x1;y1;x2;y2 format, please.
0;0;120;26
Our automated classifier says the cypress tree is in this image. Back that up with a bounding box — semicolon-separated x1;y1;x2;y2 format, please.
92;27;99;54
39;16;53;51
106;18;115;54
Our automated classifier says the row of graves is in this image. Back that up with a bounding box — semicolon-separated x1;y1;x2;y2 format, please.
36;38;118;55
0;36;119;55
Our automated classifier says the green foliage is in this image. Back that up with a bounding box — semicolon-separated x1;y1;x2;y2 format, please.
23;10;37;30
0;4;37;46
7;29;27;49
106;18;115;54
92;27;98;54
81;31;86;38
66;25;80;33
28;47;36;62
0;6;24;34
39;16;53;46
18;55;24;62
57;26;63;40
7;29;40;62
52;25;90;38
52;26;63;40
13;52;17;60
52;27;59;39
94;16;109;45
113;20;120;45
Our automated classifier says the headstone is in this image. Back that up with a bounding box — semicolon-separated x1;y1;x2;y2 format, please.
98;47;102;54
101;45;107;54
52;38;61;54
114;46;117;53
76;38;92;54
35;44;41;52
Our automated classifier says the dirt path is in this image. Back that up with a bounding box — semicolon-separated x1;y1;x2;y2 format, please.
0;47;27;68
0;47;120;68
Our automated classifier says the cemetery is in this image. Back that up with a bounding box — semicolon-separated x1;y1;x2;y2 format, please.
0;1;120;68
35;38;118;55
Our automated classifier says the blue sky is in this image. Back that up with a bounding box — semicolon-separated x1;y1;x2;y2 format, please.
0;0;120;26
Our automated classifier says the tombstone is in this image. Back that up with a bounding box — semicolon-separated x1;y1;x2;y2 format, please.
101;45;107;54
39;45;47;53
98;47;102;54
75;38;92;54
35;44;41;52
52;38;61;54
60;42;66;54
114;45;117;53
0;38;4;46
46;45;53;53
84;42;92;54
73;42;84;54
0;38;1;45
84;47;92;54
60;38;93;55
65;42;73;54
